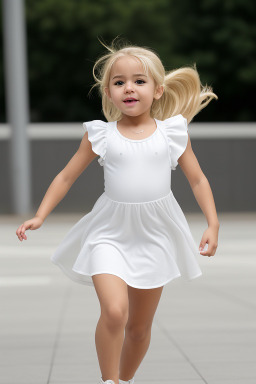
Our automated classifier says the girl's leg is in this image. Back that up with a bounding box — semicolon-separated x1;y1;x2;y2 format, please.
92;274;129;384
119;285;164;382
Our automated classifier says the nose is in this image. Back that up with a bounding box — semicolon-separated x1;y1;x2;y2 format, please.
124;81;134;93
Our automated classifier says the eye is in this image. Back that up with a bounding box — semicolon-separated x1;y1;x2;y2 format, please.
136;79;145;84
113;79;146;86
114;81;123;86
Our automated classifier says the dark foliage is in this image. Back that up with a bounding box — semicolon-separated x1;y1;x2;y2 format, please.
0;0;255;122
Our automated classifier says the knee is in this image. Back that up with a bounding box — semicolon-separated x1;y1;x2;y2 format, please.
102;305;129;330
126;324;151;342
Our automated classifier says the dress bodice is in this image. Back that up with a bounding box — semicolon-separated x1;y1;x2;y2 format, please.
82;115;188;203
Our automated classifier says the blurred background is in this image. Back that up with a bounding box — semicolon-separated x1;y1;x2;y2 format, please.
1;2;256;384
0;0;256;215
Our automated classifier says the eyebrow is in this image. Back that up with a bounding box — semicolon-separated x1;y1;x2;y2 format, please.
112;74;147;80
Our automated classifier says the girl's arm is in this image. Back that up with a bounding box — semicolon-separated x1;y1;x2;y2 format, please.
178;135;220;257
35;132;97;221
16;133;98;241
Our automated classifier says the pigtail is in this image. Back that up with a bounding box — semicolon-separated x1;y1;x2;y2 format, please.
157;64;218;123
89;36;217;122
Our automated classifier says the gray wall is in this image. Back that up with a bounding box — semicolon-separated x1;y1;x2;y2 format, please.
1;122;256;215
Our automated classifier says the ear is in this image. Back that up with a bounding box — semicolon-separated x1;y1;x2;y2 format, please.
154;85;164;100
104;87;112;101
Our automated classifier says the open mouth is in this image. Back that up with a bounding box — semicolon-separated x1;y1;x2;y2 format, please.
124;99;138;104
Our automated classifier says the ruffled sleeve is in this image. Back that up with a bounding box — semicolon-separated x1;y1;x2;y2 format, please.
163;114;188;171
82;120;108;166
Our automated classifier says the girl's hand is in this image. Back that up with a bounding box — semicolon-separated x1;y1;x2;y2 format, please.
199;225;219;257
16;216;44;242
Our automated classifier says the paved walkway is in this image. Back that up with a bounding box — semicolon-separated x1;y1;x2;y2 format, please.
1;212;256;384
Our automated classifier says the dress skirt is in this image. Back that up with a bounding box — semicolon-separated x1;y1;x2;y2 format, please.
51;189;202;289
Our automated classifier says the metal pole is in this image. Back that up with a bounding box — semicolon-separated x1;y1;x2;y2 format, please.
2;0;32;215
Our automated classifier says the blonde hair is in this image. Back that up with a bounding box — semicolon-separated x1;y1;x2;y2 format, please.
89;37;218;124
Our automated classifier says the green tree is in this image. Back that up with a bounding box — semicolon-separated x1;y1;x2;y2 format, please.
0;0;255;122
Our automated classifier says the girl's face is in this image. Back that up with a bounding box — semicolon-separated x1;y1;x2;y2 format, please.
105;56;163;119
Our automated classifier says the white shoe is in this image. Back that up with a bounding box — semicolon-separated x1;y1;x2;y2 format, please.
99;377;115;384
119;377;135;384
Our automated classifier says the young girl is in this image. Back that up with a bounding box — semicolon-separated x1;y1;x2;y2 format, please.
16;39;220;384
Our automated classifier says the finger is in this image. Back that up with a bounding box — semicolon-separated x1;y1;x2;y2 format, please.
19;230;27;241
17;225;23;235
20;225;27;239
20;227;25;237
22;231;27;239
21;224;29;233
17;225;24;236
20;229;25;240
199;244;205;251
17;229;24;241
200;251;209;256
200;243;209;253
200;248;213;256
203;252;213;257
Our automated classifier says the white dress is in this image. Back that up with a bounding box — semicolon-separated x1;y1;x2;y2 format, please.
51;114;202;289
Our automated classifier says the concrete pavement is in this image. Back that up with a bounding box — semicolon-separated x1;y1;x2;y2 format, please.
1;212;256;384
